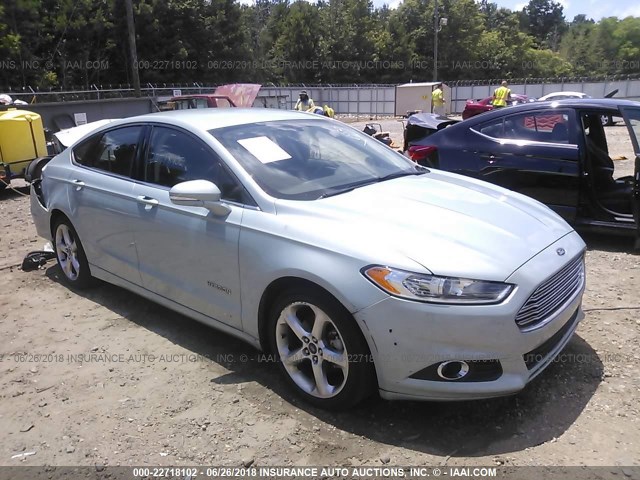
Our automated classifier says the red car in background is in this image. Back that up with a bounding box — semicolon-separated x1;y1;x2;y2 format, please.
170;94;237;109
462;94;534;120
168;83;262;110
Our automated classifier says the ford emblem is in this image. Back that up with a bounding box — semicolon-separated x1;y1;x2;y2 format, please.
556;248;566;256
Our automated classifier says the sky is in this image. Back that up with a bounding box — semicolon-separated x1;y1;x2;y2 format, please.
495;0;640;21
378;0;640;19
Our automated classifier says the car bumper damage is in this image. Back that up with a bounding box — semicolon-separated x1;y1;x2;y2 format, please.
356;231;586;401
30;183;52;241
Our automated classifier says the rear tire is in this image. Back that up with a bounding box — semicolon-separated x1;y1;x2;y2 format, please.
268;286;375;410
600;115;614;127
53;217;94;289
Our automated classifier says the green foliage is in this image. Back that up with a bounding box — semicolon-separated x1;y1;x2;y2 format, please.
559;15;640;75
0;0;638;88
520;0;566;48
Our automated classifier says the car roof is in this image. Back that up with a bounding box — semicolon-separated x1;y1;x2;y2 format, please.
461;98;639;123
98;108;321;133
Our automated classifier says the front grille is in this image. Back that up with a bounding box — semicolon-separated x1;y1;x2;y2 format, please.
523;308;579;370
515;254;585;330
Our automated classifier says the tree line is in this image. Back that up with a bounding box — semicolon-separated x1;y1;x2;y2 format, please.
1;0;639;90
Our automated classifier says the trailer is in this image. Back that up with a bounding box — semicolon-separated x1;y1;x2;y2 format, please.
0;109;48;190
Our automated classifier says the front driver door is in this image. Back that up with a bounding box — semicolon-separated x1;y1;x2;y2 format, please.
131;125;246;329
620;107;640;248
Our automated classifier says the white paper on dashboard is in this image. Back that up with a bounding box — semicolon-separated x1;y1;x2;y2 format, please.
237;136;292;163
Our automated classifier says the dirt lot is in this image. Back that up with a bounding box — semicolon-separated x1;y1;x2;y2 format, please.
0;121;639;471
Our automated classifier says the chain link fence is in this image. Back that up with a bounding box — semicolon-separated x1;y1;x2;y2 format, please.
3;76;640;115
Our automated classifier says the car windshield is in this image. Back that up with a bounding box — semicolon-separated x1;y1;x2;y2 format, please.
210;119;424;200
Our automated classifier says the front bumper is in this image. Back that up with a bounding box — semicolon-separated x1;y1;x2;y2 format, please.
355;231;586;401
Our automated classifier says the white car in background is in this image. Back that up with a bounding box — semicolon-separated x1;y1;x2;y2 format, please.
538;91;616;125
538;91;590;102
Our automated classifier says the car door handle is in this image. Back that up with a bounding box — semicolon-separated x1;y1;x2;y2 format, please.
71;179;85;190
480;154;501;161
136;195;159;206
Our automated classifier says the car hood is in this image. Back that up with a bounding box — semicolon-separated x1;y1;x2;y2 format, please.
274;171;574;282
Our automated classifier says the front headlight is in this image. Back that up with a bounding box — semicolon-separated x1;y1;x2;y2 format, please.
362;265;514;305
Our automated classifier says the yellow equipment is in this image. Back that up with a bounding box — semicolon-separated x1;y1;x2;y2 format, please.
0;109;47;186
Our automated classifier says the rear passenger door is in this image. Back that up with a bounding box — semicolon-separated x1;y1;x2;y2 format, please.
67;126;146;284
471;109;580;221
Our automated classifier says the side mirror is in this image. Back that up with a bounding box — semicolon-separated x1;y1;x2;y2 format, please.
169;180;231;216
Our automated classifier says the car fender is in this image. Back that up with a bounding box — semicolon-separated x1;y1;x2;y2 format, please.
237;219;389;343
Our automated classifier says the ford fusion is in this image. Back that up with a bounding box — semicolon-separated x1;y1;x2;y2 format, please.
30;109;586;409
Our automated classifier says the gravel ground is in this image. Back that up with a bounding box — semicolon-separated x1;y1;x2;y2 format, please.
0;120;638;470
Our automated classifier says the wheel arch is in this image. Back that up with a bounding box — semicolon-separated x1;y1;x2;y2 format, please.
257;276;364;354
50;209;70;237
257;275;380;403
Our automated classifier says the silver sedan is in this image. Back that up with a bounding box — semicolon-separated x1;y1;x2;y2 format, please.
30;109;586;409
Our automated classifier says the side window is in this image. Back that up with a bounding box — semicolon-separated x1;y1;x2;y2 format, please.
510;111;573;144
476;118;504;138
476;111;573;144
174;100;192;110
213;98;233;108
72;126;142;177
145;127;247;203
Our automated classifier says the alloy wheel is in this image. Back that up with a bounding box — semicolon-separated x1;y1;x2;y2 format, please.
275;302;349;399
55;223;81;281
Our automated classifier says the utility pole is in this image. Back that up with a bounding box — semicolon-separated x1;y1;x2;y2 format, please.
433;0;438;82
125;0;141;97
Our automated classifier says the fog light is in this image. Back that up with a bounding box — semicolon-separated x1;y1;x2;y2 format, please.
436;360;469;381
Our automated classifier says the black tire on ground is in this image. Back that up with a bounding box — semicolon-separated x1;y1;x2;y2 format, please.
52;217;94;289
268;286;376;410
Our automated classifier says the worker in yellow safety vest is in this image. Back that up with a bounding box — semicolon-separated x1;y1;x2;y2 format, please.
492;80;511;108
294;90;315;111
431;83;445;115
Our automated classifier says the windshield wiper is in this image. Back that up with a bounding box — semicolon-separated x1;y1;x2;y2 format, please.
375;168;427;183
318;180;379;199
318;168;427;199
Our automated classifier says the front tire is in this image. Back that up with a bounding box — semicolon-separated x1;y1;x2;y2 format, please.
53;218;94;289
268;287;375;409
